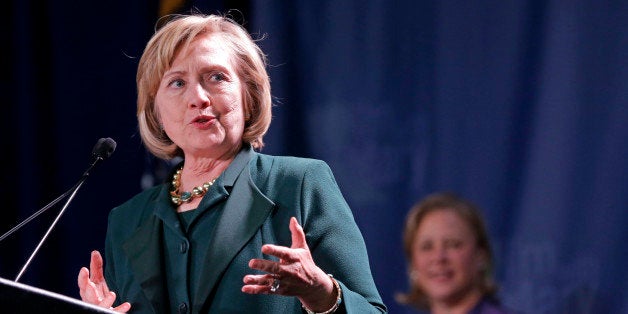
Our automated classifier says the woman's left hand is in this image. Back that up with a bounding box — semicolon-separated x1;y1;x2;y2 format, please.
242;217;338;312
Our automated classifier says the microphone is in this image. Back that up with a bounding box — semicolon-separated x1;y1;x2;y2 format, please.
92;137;117;161
80;137;117;177
0;138;117;282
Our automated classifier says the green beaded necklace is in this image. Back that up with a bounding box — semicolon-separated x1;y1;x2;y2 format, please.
170;167;217;206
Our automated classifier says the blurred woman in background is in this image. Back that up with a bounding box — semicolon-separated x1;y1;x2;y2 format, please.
397;192;514;314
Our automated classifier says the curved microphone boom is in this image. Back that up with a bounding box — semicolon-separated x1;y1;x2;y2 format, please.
0;138;117;282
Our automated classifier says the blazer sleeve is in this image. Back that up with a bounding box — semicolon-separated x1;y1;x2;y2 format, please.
298;160;387;313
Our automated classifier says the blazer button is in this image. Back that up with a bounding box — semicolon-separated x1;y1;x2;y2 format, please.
178;302;188;314
179;241;188;253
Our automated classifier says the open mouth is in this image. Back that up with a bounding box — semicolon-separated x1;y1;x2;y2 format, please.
192;115;215;128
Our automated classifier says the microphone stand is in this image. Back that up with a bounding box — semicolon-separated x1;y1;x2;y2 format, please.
13;157;102;282
0;137;116;283
0;191;72;243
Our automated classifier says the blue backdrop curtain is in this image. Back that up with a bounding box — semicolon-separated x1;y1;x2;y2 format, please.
2;1;626;314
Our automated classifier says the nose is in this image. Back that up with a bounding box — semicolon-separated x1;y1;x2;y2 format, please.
433;245;448;263
187;82;211;109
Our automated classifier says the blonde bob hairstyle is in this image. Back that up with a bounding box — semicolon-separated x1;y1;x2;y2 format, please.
137;14;272;160
396;192;498;310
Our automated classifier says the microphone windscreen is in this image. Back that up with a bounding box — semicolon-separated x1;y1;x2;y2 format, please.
92;137;117;160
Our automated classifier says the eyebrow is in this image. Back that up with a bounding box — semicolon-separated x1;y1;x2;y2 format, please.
162;70;186;78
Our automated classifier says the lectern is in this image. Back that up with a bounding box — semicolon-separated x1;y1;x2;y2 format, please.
0;277;117;313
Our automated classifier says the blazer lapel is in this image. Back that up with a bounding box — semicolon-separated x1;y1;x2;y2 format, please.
193;162;275;312
122;214;167;313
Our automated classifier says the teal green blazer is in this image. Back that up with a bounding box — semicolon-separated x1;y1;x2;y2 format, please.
103;146;386;313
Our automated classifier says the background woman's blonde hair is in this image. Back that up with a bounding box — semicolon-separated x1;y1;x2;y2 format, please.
136;14;272;160
395;192;498;310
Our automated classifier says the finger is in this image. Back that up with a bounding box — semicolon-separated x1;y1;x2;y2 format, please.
242;274;273;285
241;275;278;295
89;251;105;283
242;283;273;294
243;274;275;286
83;281;104;304
77;267;97;303
248;258;282;274
260;243;305;262
289;217;308;250
98;291;117;308
78;267;89;291
112;302;132;313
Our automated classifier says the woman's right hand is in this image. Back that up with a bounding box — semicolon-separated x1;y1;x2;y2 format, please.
77;250;131;313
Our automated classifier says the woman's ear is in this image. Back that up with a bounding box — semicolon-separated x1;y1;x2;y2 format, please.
410;269;419;281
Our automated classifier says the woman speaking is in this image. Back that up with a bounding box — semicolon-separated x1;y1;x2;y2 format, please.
77;13;386;314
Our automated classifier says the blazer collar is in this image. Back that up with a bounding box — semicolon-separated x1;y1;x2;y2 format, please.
193;145;276;313
122;196;169;313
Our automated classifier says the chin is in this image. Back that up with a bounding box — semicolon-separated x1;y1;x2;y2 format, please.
424;283;465;301
432;284;481;307
428;289;458;302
